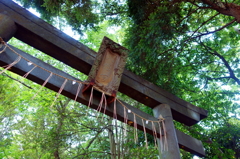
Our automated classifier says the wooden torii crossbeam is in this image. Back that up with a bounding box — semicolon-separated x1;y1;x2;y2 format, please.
0;45;205;157
0;0;208;158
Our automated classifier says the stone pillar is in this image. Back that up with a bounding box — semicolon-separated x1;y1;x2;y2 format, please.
153;104;181;159
0;14;17;42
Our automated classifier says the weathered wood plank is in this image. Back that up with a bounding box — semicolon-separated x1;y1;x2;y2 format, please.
175;129;205;157
0;0;207;126
154;104;181;159
0;46;205;157
0;13;17;41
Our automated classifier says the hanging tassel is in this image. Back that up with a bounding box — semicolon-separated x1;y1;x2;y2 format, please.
158;114;168;151
96;92;104;120
0;44;7;54
133;114;138;144
31;72;53;100
123;107;128;137
158;121;163;152
123;107;126;124
74;82;82;102
50;79;68;108
23;65;37;78
88;86;94;108
85;86;94;118
141;118;148;149
124;122;127;137
0;56;21;75
114;118;119;152
125;110;128;124
101;93;107;121
161;117;168;151
113;98;117;120
103;93;107;113
151;121;158;148
123;107;128;124
97;92;104;112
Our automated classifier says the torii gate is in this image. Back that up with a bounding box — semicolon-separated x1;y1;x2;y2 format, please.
0;0;208;158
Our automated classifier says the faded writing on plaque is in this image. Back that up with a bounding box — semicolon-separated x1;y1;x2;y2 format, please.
95;48;120;86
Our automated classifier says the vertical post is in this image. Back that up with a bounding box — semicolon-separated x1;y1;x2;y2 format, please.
153;104;181;159
0;14;17;42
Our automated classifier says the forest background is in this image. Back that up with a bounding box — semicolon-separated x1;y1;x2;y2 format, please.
0;0;240;158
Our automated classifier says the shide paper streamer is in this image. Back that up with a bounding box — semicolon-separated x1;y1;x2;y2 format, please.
0;37;167;151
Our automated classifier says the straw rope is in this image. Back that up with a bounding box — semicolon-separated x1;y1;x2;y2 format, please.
0;38;167;150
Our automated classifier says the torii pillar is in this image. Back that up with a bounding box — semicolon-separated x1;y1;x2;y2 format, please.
154;104;181;159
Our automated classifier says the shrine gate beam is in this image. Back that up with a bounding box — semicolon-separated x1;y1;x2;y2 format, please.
0;0;208;126
0;46;205;157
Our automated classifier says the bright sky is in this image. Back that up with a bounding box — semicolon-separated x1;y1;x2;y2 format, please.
13;0;81;40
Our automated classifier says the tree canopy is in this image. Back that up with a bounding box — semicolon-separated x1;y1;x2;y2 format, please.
1;0;240;158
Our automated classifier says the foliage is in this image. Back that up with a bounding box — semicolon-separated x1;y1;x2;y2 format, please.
0;75;19;158
16;0;101;34
1;0;240;158
79;20;126;52
0;26;150;158
14;0;128;34
204;118;240;158
123;1;240;158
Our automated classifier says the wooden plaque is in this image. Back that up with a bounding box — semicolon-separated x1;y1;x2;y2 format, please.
84;36;128;98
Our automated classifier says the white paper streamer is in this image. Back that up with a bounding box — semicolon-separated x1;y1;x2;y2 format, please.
72;80;76;85
27;62;32;66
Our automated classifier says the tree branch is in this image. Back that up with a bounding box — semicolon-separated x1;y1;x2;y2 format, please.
186;18;236;42
201;43;240;85
201;0;230;15
210;51;240;85
85;130;103;150
201;0;240;22
190;13;220;37
1;72;33;89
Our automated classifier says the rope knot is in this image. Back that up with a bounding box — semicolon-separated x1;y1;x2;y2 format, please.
0;37;5;45
158;114;165;121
